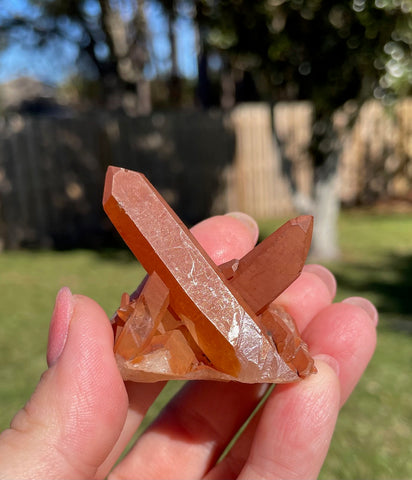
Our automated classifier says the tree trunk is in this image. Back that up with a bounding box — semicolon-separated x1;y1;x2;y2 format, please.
311;151;340;259
166;4;182;105
309;116;341;259
274;108;341;260
194;2;212;108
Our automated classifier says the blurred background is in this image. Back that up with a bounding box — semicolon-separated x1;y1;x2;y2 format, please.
0;0;411;477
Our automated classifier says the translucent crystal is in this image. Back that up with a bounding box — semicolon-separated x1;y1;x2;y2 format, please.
104;166;316;383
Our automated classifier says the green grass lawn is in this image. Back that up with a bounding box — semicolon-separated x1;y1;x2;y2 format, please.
1;211;411;478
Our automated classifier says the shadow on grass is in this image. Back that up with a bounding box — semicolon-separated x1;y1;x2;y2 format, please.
333;252;412;333
92;246;136;264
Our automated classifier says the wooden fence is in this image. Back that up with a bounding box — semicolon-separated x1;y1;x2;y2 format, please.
339;98;412;204
0;100;411;249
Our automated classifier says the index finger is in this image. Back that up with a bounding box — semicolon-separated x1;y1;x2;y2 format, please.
274;264;337;332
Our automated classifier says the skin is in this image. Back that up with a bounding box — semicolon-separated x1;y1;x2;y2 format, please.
0;213;377;480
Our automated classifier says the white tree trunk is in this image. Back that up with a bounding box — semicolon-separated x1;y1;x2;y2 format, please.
311;151;340;259
273;107;341;260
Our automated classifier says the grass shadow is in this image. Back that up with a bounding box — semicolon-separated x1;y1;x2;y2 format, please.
92;246;136;264
331;252;412;333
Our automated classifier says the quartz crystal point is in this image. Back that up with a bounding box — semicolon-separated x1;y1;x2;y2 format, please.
220;215;313;315
103;166;316;383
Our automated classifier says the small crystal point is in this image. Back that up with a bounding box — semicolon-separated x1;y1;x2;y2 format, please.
224;215;314;314
292;215;313;234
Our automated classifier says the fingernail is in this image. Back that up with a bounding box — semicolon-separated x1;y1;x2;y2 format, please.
313;354;340;376
225;212;259;242
303;264;337;299
47;287;74;367
342;297;379;327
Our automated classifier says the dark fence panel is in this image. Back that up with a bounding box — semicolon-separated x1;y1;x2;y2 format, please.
0;111;235;249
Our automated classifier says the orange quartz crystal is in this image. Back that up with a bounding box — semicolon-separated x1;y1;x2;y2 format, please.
103;166;316;383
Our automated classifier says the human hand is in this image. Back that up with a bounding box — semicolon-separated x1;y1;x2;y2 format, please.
0;213;377;479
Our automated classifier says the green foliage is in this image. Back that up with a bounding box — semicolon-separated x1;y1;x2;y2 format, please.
202;0;412;109
0;212;411;478
2;0;411;109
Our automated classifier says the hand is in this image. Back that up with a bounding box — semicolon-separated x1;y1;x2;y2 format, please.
0;213;377;480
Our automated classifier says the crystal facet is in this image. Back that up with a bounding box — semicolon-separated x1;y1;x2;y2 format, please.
103;166;316;383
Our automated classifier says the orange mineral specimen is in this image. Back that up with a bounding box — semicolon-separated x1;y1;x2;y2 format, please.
104;166;316;383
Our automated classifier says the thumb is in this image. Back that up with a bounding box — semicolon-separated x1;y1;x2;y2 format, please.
0;288;128;479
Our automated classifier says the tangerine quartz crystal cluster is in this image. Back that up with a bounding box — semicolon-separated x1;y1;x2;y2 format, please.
103;166;316;383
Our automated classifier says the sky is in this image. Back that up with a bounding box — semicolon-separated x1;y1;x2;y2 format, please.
0;0;198;85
